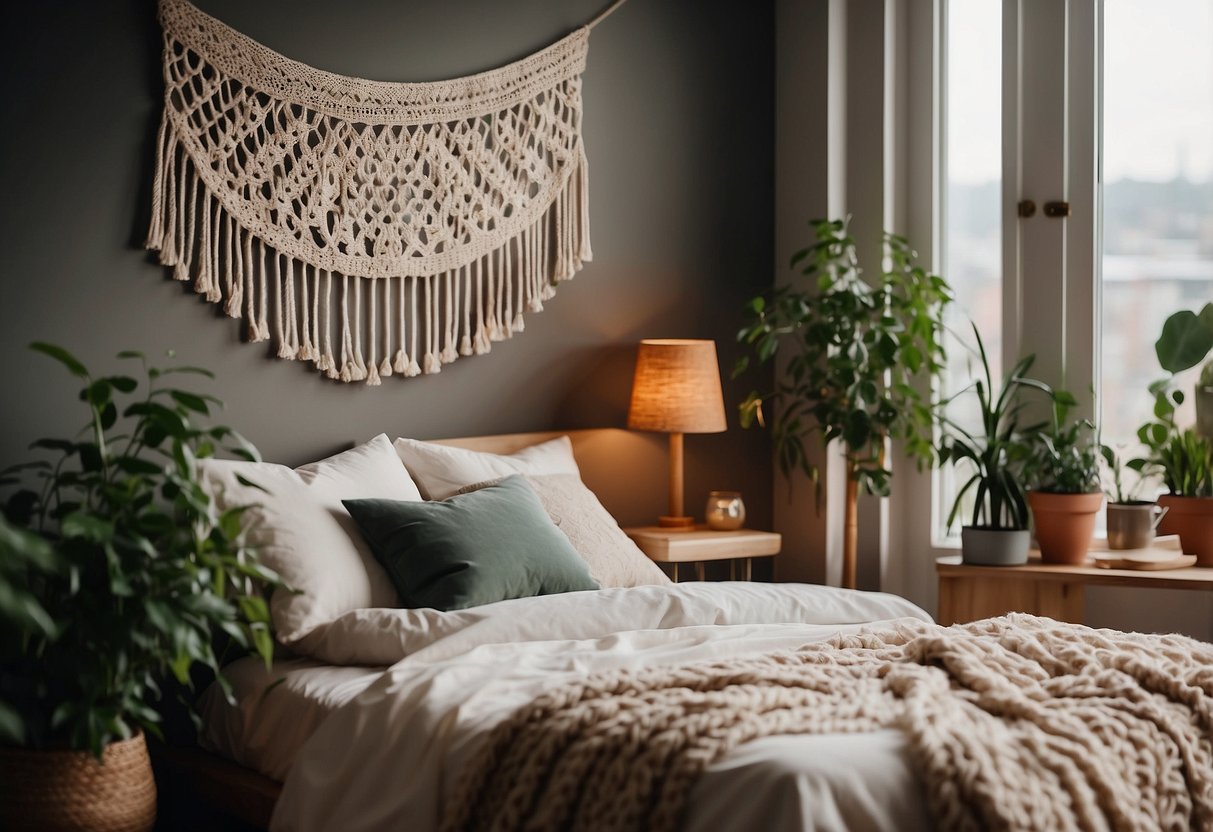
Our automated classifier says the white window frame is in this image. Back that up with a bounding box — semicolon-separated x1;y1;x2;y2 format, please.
887;0;1101;614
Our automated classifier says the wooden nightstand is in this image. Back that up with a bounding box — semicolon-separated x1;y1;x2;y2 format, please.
623;527;781;582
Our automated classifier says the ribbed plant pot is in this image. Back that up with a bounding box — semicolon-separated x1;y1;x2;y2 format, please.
961;527;1031;566
1157;494;1213;567
0;732;156;832
1028;491;1103;565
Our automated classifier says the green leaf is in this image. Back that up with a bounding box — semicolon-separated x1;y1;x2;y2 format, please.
1155;309;1213;374
0;700;25;745
30;342;89;378
170;391;210;415
29;438;77;454
106;375;139;394
61;511;114;543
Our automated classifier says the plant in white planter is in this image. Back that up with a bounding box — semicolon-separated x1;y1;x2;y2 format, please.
0;344;280;831
938;327;1039;566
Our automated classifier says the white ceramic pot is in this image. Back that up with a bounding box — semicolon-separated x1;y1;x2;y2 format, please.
961;527;1031;566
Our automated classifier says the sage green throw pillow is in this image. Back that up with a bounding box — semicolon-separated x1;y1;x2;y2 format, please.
343;475;599;612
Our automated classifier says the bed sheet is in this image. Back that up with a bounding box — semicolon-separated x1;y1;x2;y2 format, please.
199;656;383;782
269;582;934;831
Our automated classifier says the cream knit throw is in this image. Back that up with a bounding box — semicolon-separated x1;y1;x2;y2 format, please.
444;614;1213;832
147;0;591;383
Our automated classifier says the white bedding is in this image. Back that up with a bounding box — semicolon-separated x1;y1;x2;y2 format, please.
268;582;935;832
199;657;383;782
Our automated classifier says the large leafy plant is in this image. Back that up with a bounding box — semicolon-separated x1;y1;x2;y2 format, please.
0;344;279;757
734;217;952;498
939;326;1040;531
1134;303;1213;497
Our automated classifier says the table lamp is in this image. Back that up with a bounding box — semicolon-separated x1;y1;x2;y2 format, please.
627;339;727;528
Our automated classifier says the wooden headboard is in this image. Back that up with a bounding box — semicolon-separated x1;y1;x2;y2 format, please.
432;428;666;527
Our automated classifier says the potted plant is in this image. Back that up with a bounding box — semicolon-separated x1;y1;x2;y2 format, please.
938;326;1037;565
1099;444;1168;550
1154;302;1213;439
735;217;952;588
0;343;279;831
1135;418;1213;566
1023;387;1104;564
1134;304;1213;566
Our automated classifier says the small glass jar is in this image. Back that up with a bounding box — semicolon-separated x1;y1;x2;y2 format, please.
705;491;746;531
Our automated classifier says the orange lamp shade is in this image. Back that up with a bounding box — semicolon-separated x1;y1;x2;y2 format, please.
627;339;727;434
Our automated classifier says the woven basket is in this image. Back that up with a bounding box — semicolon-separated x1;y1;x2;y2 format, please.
0;731;156;832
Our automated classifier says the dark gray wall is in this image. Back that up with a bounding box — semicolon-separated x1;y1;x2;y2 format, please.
0;0;774;529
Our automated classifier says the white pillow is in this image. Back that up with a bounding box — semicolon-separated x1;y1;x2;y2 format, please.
459;474;671;588
198;434;423;644
393;435;581;500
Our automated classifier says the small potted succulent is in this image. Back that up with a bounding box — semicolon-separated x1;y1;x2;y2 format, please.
0;344;279;831
939;326;1037;566
1099;444;1167;550
1023;387;1104;564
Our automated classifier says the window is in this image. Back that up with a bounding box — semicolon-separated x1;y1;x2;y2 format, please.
1100;0;1213;493
938;0;1002;541
927;0;1213;542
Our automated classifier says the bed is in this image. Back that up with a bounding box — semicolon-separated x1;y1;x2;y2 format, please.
183;429;1213;832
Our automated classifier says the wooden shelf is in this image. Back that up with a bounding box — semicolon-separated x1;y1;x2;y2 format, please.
936;543;1212;625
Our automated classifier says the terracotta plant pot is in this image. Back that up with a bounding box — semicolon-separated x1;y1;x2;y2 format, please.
1028;491;1103;564
1157;494;1213;567
961;527;1031;566
0;732;156;832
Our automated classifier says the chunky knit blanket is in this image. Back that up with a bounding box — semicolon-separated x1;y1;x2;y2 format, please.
443;614;1213;832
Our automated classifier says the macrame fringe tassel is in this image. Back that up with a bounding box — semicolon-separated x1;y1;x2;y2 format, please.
145;124;592;384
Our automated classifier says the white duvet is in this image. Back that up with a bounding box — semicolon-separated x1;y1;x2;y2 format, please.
270;582;935;832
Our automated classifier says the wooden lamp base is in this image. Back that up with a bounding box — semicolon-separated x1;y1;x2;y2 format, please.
657;432;697;530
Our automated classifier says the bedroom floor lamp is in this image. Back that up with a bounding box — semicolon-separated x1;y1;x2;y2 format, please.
627;339;727;528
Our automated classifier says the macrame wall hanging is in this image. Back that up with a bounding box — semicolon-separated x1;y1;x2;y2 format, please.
147;0;622;384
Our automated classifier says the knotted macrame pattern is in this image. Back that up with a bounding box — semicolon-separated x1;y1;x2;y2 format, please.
146;0;592;383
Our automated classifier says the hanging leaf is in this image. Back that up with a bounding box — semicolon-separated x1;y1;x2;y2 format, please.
1155;309;1213;374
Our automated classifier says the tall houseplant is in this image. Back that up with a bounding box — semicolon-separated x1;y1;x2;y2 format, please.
0;344;279;830
938;326;1038;565
735;218;952;587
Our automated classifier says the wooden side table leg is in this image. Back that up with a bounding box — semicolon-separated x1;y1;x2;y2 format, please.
673;562;679;583
695;561;706;582
744;557;752;581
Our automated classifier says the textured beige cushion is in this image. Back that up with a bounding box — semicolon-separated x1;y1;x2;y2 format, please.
459;473;670;588
198;434;423;643
393;435;581;500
